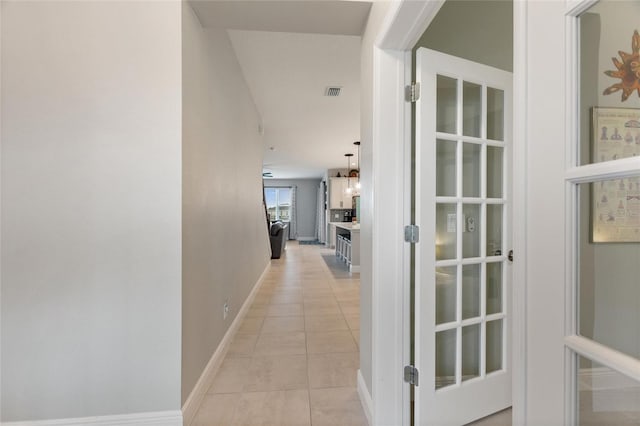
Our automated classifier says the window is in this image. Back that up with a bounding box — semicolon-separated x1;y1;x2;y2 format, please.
264;187;291;222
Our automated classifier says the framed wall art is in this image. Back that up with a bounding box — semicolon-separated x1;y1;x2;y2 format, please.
592;107;640;242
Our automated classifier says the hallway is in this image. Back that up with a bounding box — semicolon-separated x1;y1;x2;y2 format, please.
191;241;366;425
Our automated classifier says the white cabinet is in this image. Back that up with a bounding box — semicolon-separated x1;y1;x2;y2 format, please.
329;177;353;209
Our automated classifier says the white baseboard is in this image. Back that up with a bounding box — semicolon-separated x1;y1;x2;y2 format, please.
350;265;361;273
357;369;373;426
296;236;317;242
181;263;271;426
1;411;182;426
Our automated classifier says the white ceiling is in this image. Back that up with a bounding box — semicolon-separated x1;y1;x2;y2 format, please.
189;1;370;179
189;1;372;36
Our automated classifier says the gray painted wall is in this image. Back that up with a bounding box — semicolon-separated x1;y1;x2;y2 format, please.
1;1;182;421
579;3;640;360
267;178;321;240
182;3;271;404
415;1;513;73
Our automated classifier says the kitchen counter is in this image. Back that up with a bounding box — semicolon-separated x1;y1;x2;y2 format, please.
330;222;360;273
326;222;359;249
333;222;360;232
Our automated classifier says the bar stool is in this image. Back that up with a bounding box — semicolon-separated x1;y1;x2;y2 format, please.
345;239;352;265
342;236;350;263
336;235;344;258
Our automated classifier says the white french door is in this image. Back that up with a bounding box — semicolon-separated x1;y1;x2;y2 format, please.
414;48;513;425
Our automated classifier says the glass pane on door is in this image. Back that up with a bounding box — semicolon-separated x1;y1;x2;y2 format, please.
462;204;481;258
487;146;503;198
463;143;481;197
463;81;482;138
487;87;504;141
462;324;481;382
570;7;640;426
437;76;457;134
436;266;457;325
486;204;503;256
486;319;503;373
437;139;457;196
436;203;457;260
576;355;640;425
436;328;457;389
578;178;640;359
462;264;481;320
578;1;640;166
486;262;503;315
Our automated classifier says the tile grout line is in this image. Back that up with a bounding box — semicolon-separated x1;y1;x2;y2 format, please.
192;243;364;425
303;279;314;426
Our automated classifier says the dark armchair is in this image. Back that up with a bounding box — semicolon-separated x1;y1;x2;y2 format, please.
269;221;288;259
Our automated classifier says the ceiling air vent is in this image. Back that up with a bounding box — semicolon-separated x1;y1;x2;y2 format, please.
325;86;342;97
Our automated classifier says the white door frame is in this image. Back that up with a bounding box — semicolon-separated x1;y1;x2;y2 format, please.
370;1;528;424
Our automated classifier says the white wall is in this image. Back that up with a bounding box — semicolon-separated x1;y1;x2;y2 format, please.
181;3;271;405
267;178;321;240
359;0;392;397
524;1;567;422
1;1;182;421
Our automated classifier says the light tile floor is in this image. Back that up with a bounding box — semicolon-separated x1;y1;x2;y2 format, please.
191;241;366;426
467;408;512;425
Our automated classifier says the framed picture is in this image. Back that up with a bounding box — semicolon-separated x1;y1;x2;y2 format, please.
592;107;640;242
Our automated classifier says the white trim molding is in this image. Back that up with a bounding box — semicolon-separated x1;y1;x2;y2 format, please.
357;369;373;426
181;263;271;426
1;411;182;426
369;1;449;425
371;44;411;426
376;0;444;50
512;1;529;424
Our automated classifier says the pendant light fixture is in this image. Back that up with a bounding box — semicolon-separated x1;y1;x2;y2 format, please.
353;141;361;190
344;153;354;194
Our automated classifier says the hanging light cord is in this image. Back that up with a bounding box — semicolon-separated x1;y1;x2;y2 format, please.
345;153;354;194
354;141;361;190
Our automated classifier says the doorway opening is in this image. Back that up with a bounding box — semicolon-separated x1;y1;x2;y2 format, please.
410;1;514;424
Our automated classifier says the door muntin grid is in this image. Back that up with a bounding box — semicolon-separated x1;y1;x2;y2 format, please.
434;75;508;390
567;3;640;423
